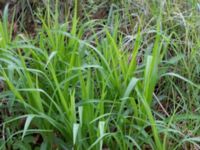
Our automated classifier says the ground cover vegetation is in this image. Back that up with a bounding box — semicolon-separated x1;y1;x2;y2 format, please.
0;0;200;149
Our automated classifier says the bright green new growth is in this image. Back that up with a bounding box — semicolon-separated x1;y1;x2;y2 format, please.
0;0;200;149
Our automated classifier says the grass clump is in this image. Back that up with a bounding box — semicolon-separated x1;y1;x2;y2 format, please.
0;0;200;149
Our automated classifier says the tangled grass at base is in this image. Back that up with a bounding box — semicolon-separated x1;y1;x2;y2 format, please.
0;0;200;149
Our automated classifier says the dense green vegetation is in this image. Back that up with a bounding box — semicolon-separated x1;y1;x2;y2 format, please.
0;0;200;149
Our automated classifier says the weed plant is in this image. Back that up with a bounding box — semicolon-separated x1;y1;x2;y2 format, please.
0;0;200;149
